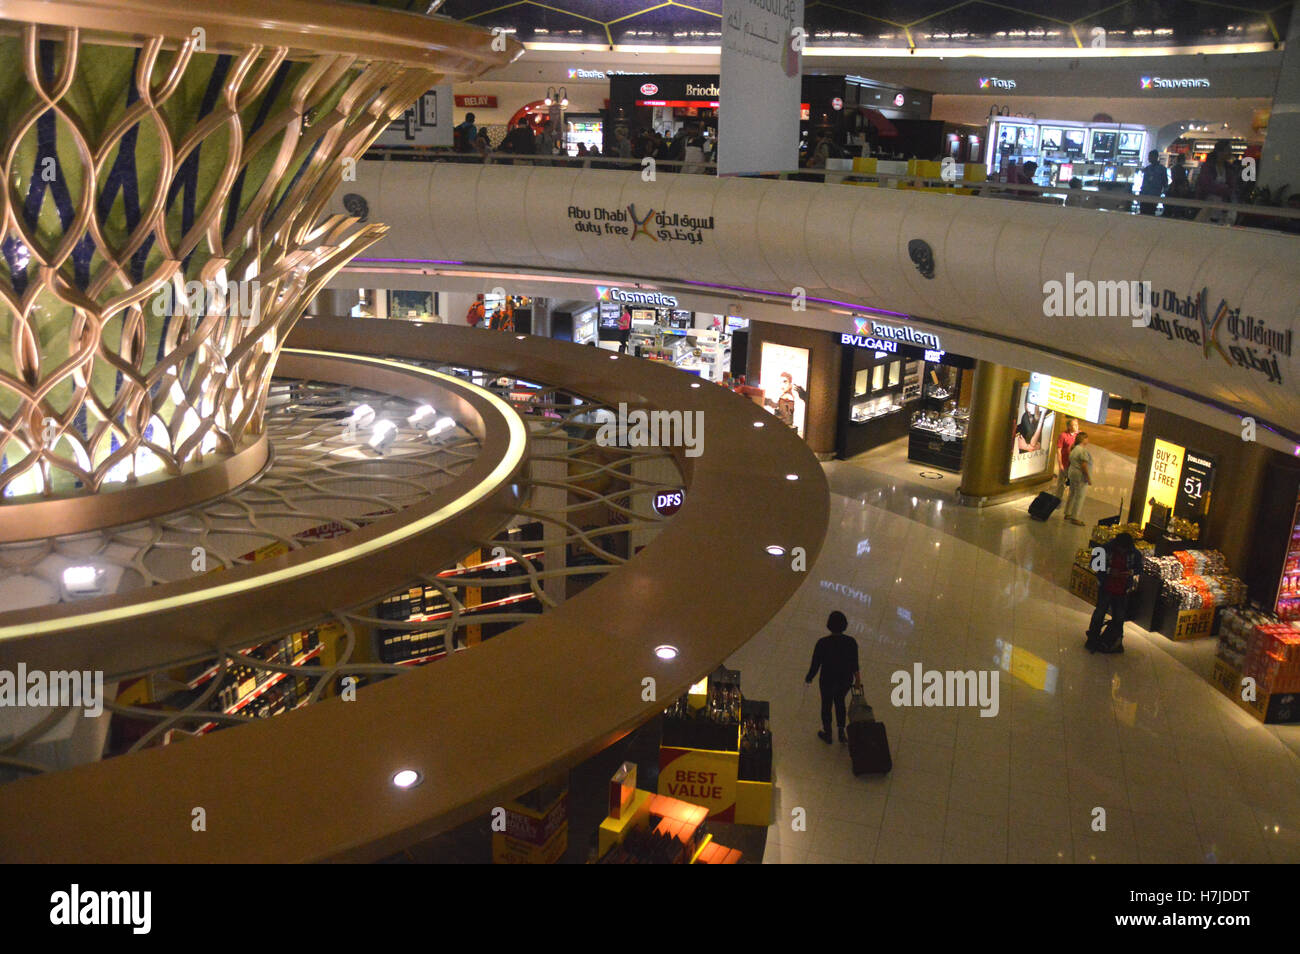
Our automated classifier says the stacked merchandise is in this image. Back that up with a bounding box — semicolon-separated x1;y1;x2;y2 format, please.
738;700;772;784
1214;606;1300;722
1158;550;1246;612
597;794;720;864
1168;515;1201;540
1277;509;1300;621
1246;619;1300;694
1090;521;1147;547
1216;606;1273;672
662;667;743;751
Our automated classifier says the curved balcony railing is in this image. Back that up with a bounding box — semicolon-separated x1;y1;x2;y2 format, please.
362;147;1300;234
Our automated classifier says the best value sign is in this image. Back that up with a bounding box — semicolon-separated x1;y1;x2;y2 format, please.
658;746;738;821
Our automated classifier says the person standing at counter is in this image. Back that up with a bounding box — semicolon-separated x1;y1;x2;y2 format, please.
1054;417;1079;499
1063;431;1093;525
1139;150;1168;216
805;611;861;744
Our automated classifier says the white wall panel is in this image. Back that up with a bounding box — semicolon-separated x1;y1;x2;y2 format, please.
333;163;1300;439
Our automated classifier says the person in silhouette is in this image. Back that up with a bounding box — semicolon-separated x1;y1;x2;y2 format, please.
805;611;861;744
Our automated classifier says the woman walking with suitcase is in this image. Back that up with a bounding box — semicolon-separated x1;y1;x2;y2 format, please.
805;611;860;744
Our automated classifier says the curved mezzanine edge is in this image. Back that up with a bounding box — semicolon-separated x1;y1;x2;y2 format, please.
0;320;830;862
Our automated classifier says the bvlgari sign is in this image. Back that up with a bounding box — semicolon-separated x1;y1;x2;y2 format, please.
1141;286;1290;385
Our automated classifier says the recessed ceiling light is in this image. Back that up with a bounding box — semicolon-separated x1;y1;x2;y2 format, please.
690;382;701;388
766;545;786;556
516;334;526;340
786;473;799;480
392;769;422;788
753;421;765;428
654;644;679;660
610;354;619;360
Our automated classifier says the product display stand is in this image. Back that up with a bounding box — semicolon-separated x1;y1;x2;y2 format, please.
596;763;742;864
657;666;773;826
1210;606;1300;724
493;778;568;864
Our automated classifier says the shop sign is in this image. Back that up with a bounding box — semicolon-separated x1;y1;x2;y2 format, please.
652;489;685;517
979;77;1016;90
1141;286;1288;386
831;97;843;110
893;92;905;107
1141;76;1211;90
597;285;678;308
1027;371;1109;424
845;316;941;351
454;94;497;108
640;83;659;95
568;68;606;79
567;204;715;244
840;333;897;353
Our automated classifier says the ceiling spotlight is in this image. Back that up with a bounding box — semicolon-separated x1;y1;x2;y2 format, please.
753;421;765;428
391;769;423;789
348;404;376;429
690;382;701;388
61;564;106;599
786;473;799;481
369;419;397;452
654;644;679;661
408;404;436;425
765;545;786;556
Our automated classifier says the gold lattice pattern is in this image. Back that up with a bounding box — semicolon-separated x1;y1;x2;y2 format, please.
0;23;438;499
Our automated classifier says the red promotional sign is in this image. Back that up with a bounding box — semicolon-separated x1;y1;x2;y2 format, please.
831;97;843;110
640;83;659;96
455;94;498;108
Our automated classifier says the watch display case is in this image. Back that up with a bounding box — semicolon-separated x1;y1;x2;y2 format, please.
908;405;969;471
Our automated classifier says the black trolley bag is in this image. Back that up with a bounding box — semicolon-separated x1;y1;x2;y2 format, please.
1028;491;1061;521
846;685;892;776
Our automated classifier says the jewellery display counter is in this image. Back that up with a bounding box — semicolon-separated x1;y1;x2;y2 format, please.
907;405;969;472
837;350;916;458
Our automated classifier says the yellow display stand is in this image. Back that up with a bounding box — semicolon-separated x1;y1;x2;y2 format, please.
492;783;568;864
658;728;774;826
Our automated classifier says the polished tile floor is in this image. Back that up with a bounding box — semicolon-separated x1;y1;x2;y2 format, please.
729;440;1300;864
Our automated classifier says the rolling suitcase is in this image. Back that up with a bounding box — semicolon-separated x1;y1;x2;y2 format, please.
846;687;891;776
1028;491;1061;521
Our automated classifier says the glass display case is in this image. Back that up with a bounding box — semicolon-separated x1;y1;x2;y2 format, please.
908;404;969;471
850;392;905;423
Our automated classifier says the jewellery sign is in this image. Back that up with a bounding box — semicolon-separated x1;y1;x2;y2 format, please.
567;204;716;244
1140;286;1290;386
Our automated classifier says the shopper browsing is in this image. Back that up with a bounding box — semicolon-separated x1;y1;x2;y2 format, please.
1063;431;1093;525
1086;532;1140;654
1054;417;1079;499
805;611;861;744
1139;150;1168;216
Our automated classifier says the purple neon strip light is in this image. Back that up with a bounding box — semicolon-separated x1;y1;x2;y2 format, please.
352;257;465;265
347;259;908;319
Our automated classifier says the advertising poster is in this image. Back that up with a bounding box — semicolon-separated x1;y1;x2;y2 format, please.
759;342;809;438
376;85;453;147
1008;382;1055;481
1142;439;1183;527
719;0;804;175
